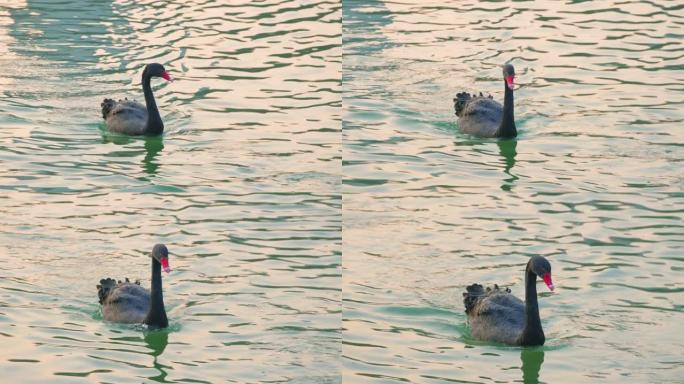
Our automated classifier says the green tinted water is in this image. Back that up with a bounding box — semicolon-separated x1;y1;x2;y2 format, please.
343;1;683;383
0;1;340;383
1;1;683;383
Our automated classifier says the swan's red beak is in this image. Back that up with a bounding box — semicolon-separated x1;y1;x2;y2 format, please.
542;273;554;291
505;75;515;90
160;257;171;273
162;71;172;81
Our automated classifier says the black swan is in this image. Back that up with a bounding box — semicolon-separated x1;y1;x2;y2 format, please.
97;244;172;328
463;256;554;346
101;63;171;135
454;63;517;138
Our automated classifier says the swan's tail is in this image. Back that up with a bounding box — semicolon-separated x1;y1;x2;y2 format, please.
463;283;485;314
463;283;510;314
101;98;116;120
453;92;493;116
97;277;139;304
453;92;472;117
97;278;116;304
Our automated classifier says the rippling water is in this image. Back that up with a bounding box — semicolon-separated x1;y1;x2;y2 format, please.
0;1;340;383
343;1;683;383
2;0;683;382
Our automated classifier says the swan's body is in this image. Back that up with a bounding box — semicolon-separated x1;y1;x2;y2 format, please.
454;64;517;138
98;278;150;323
97;244;171;328
101;99;149;135
463;256;554;346
101;63;171;135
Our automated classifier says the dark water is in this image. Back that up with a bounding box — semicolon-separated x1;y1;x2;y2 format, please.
343;1;683;383
0;1;340;383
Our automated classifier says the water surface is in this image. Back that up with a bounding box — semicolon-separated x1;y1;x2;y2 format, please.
0;1;341;382
343;1;683;383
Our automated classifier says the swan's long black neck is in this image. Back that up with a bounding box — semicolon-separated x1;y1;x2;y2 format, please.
144;258;168;328
497;80;517;138
142;74;164;135
518;267;544;346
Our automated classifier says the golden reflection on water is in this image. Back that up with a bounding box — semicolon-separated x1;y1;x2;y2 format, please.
343;1;682;383
0;1;340;382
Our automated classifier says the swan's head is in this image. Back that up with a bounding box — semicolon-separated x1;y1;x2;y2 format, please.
502;63;515;90
528;256;553;291
152;244;171;273
143;63;172;82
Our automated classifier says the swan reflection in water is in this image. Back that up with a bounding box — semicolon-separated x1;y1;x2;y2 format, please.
497;139;518;191
144;329;169;382
521;347;545;384
143;136;164;176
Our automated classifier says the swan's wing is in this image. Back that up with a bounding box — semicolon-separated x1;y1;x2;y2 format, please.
455;96;503;138
110;100;145;113
473;291;524;316
103;100;149;135
461;96;502;117
454;92;498;116
99;280;150;323
101;98;144;117
109;100;147;120
466;288;525;344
